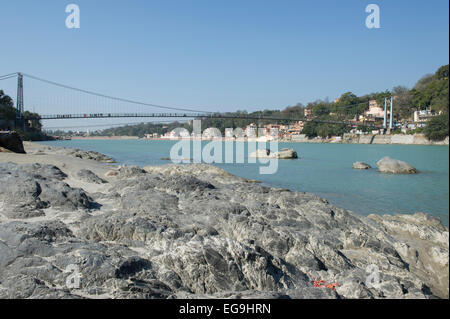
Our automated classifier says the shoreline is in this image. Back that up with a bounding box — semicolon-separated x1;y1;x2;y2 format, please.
0;142;448;299
60;133;449;146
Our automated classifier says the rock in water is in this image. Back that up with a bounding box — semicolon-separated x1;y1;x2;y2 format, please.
250;148;298;159
353;162;371;170
0;132;25;154
277;148;298;159
377;157;417;174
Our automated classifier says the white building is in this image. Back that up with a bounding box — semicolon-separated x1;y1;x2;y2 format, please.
364;100;385;118
245;123;257;138
225;128;233;139
203;127;222;139
414;109;436;123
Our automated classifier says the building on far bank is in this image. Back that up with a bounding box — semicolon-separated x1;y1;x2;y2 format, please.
225;128;233;139
364;100;386;119
203;127;222;139
245;123;257;138
286;121;304;138
304;108;312;118
414;108;439;123
161;130;190;139
144;133;160;139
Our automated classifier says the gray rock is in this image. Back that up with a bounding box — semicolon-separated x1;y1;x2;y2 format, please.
105;170;118;177
67;149;116;163
353;162;371;170
21;163;68;180
117;165;147;179
76;169;107;184
276;148;298;159
0;163;97;217
0;161;447;299
0;132;25;154
377;157;417;174
250;148;298;159
368;212;449;298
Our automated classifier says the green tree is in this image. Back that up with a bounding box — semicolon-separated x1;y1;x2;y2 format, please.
424;114;449;141
392;86;414;120
411;64;449;113
302;121;318;138
435;65;449;80
0;90;16;121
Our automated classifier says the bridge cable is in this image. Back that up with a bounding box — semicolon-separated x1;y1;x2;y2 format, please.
0;74;18;81
21;73;215;114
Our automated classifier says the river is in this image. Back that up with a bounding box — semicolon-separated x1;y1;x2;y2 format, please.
40;139;449;226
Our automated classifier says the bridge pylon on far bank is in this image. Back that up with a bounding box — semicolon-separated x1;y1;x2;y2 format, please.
383;97;395;130
16;73;24;120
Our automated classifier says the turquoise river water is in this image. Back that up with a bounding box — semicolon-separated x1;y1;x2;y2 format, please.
40;140;449;226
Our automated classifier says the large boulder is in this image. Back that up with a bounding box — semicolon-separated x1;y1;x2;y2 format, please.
377;157;417;174
276;148;298;159
0;132;25;154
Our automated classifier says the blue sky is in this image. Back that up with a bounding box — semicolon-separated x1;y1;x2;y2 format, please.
0;0;449;127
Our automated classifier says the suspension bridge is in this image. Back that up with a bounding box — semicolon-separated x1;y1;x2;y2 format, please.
0;72;379;130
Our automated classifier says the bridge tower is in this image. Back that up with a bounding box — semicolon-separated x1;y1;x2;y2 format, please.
389;96;394;129
16;72;24;119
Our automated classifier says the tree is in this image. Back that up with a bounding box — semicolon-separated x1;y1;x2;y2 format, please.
23;111;42;130
435;65;449;80
411;65;449;113
302;120;349;138
282;104;305;118
414;74;434;90
424;114;449;141
0;90;16;121
302;121;318;138
392;86;414;120
0;90;14;108
310;102;330;117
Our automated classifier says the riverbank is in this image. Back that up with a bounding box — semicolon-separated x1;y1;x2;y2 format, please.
66;133;449;146
0;142;448;299
287;133;449;145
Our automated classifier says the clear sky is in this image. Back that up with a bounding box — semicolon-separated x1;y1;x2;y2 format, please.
0;0;449;129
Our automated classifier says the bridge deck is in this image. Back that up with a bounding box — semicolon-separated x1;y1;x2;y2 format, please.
27;113;380;128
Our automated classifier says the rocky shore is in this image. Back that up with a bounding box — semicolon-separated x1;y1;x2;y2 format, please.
0;143;448;299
